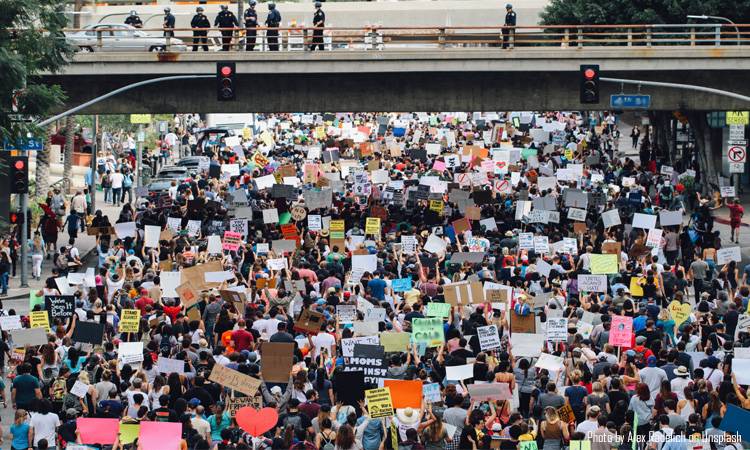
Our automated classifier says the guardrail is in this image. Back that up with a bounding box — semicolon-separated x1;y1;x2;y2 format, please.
40;23;750;52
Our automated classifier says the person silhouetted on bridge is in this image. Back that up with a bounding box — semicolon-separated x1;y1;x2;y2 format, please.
125;10;143;29
163;7;176;38
265;3;281;51
244;1;259;51
309;2;325;51
191;7;211;51
502;3;516;49
215;5;239;51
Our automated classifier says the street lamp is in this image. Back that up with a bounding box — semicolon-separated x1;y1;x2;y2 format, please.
687;14;741;45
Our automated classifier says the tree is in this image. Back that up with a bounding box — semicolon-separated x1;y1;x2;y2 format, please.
62;115;75;193
0;0;72;142
35;127;52;200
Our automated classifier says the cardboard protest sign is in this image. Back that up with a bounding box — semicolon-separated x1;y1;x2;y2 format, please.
226;395;263;417
259;342;295;382
175;282;201;309
119;309;141;333
443;281;484;306
294;309;325;335
45;295;75;319
365;387;394;418
209;363;261;396
72;321;104;345
609;315;633;347
181;260;224;290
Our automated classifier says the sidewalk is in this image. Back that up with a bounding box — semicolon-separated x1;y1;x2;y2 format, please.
6;189;122;302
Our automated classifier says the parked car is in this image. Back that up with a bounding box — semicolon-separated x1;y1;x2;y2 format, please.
66;23;188;52
176;156;210;173
156;165;189;180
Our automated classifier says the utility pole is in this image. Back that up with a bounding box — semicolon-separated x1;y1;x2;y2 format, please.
90;114;98;213
137;124;144;188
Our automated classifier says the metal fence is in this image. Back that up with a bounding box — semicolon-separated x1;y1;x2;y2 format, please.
48;23;750;52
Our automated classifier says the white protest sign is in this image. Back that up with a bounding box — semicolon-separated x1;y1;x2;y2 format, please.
717;247;742;265
477;325;501;351
567;208;587;222
71;380;89;398
632;213;657;229
157;356;186;374
646;228;663;248
602;209;621;228
518;233;534;250
445;363;475;381
546;318;568;342
577;274;607;293
510;333;544;357
535;353;565;372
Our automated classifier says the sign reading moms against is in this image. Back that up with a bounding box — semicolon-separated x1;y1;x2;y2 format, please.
365;387;394;418
209;363;262;396
45;295;75;319
344;344;387;385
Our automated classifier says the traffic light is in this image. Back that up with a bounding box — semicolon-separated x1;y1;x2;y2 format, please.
9;211;24;225
216;62;236;101
580;64;600;104
9;156;28;193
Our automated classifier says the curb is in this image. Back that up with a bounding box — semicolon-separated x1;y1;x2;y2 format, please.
4;246;98;301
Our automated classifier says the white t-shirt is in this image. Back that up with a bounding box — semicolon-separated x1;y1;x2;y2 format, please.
110;172;125;189
311;332;335;358
30;412;61;446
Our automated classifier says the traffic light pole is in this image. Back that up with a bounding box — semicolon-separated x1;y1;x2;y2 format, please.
20;154;28;288
600;77;750;103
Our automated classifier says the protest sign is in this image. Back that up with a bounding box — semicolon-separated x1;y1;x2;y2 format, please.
577;274;607;293
383;380;423;409
259;342;295;382
222;231;243;251
44;295;75;319
426;302;451;318
335;371;366;406
510;333;544;357
364;308;386;322
344;344;387;385
546;318;568;342
443;281;484;306
535;353;565;372
226;396;263;417
609;315;633;347
10;327;47;348
590;254;618;274
209;363;261;396
157;357;186;374
175;282;200;309
412;318;445;346
119;309;141;333
0;315;22;331
468;383;513;401
337;304;357;322
341;335;380;357
667;301;691;327
72;321;104;345
365;387;394;418
445;363;474;380
423;383;441;403
477;325;501;350
392;277;413;292
718;247;742;265
30;311;50;331
380;332;411;352
294;309;325;335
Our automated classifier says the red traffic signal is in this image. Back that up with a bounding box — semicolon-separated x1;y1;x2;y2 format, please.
9;156;28;194
579;64;600;104
9;211;24;225
584;68;597;80
14;159;25;170
216;62;236;101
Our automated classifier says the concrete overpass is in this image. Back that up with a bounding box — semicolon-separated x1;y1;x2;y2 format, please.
43;46;750;113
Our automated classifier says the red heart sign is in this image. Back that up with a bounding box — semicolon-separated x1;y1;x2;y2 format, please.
235;407;279;436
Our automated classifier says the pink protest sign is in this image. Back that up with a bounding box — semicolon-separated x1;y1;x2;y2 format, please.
222;231;243;251
433;160;446;172
139;421;182;450
609;315;633;347
77;418;119;444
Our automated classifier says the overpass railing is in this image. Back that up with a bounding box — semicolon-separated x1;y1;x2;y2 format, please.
53;23;750;52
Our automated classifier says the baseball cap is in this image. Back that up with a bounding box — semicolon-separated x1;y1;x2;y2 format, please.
189;398;201;407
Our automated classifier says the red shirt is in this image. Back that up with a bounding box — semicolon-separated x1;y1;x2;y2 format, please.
134;296;154;316
231;328;254;351
729;203;744;221
163;305;181;323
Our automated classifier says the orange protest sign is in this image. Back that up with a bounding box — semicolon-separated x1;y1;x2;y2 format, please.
383;380;423;409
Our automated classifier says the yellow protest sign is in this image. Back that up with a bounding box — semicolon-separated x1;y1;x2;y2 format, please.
251;151;269;168
259;130;275;147
564;148;574;160
726;111;749;125
590;254;618;274
365;217;381;235
429;200;444;215
129;114;151;124
365;387;394;418
315;126;326;140
30;311;50;332
668;300;691;327
242;127;253;140
380;332;411;352
120;309;141;333
330;219;345;239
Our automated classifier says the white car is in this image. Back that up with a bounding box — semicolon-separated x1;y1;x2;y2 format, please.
66;23;188;52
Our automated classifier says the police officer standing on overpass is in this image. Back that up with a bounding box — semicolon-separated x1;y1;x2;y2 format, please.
215;4;239;51
125;10;143;28
163;7;175;38
191;7;211;51
244;1;259;51
502;3;516;49
265;3;282;51
309;2;325;51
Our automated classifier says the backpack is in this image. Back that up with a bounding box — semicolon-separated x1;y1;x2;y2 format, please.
52;377;68;402
284;414;304;434
320;431;335;450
